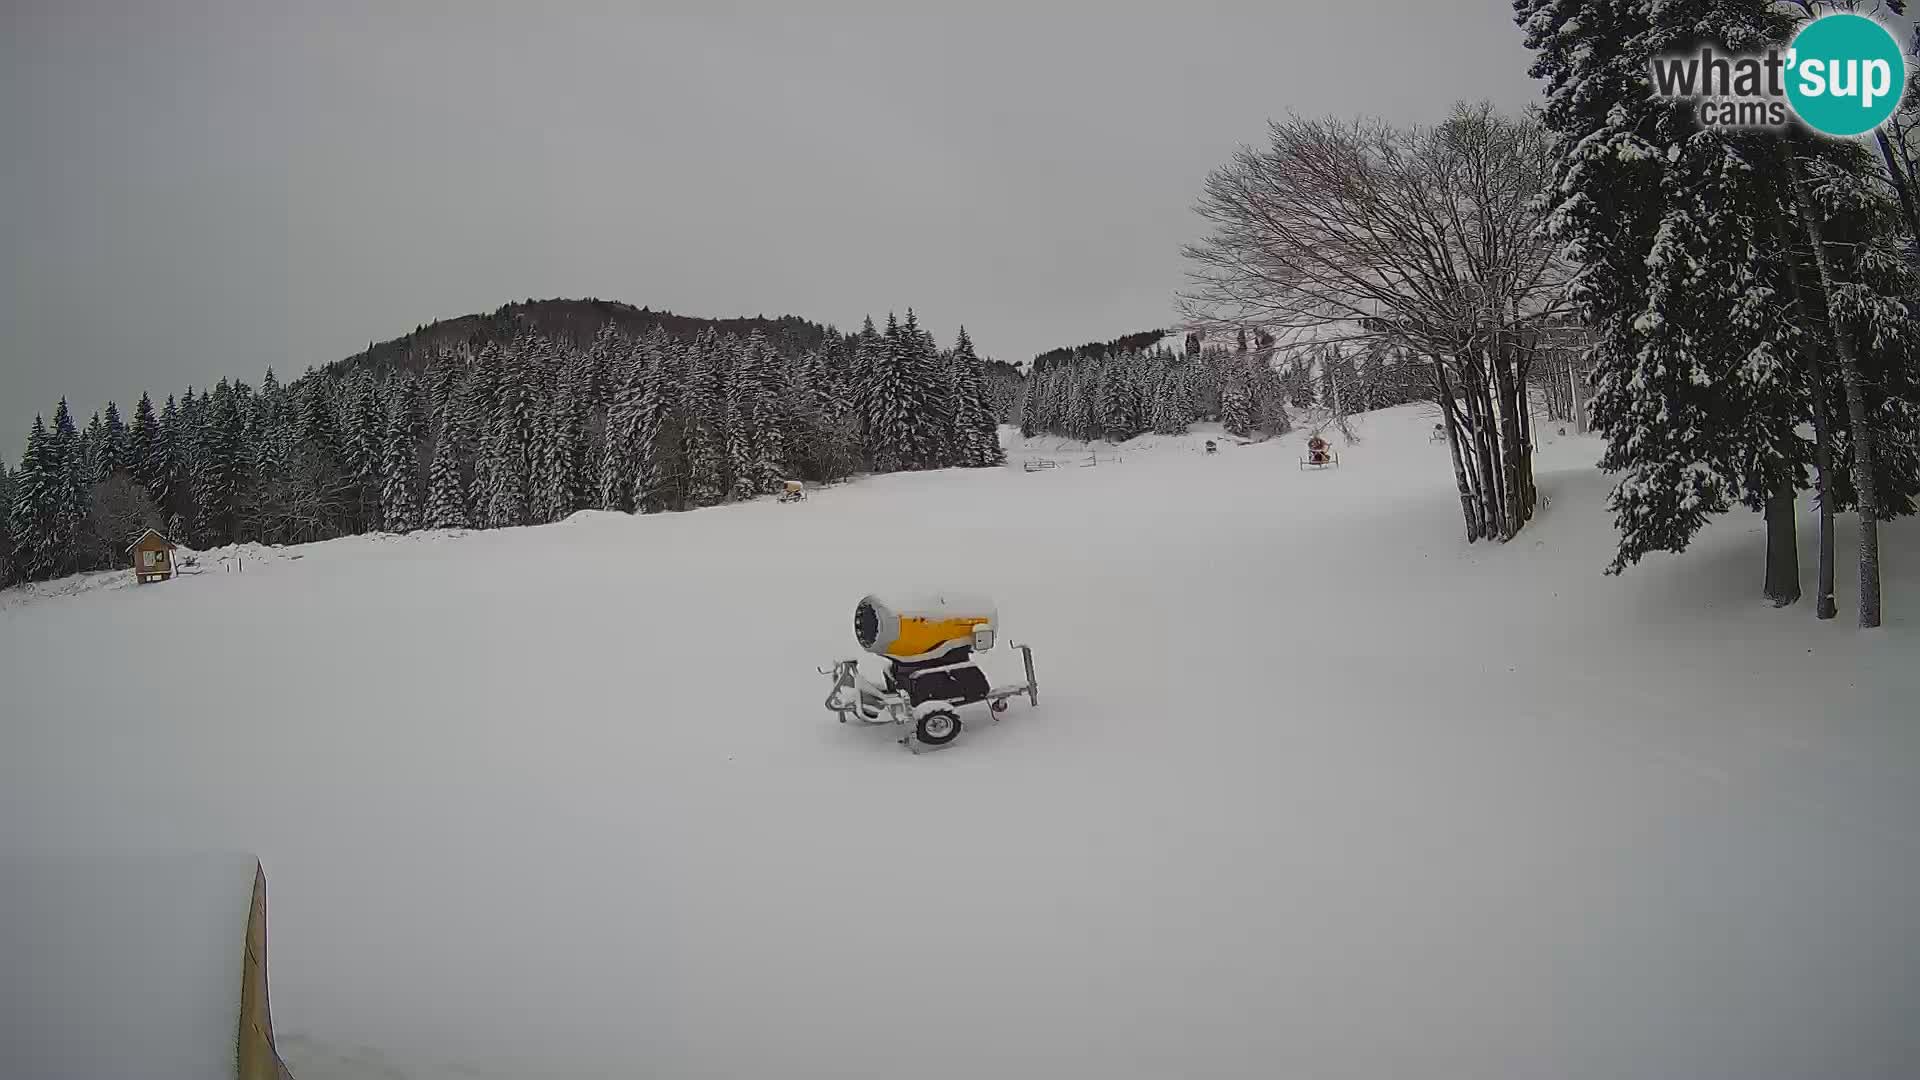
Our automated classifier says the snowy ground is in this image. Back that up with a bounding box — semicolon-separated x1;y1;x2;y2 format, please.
4;405;1918;1080
1;853;260;1080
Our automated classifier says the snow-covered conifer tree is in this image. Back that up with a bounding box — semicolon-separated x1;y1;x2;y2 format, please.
949;327;1001;465
424;404;470;530
682;330;725;505
1220;358;1254;438
380;403;422;533
1521;0;1818;588
479;342;538;528
128;393;159;491
863;314;922;472
9;416;58;580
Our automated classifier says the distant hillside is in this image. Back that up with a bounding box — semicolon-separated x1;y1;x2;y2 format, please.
1031;328;1171;369
325;298;834;377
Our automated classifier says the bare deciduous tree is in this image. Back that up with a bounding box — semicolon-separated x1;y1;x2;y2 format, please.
80;473;164;569
1181;102;1569;541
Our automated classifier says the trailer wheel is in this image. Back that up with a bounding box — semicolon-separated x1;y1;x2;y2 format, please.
916;708;962;745
990;698;1009;714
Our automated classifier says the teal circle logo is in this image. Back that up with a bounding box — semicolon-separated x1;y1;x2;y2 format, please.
1786;13;1905;137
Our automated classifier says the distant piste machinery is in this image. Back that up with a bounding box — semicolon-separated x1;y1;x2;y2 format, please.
821;592;1039;752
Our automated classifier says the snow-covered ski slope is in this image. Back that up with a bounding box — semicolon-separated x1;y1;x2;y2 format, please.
4;405;1917;1080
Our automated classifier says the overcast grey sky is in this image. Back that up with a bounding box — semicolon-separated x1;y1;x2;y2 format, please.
1;0;1537;454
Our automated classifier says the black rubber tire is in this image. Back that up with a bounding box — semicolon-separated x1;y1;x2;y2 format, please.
916;708;962;745
990;698;1009;714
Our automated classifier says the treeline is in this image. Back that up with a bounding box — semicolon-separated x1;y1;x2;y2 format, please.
0;308;1019;587
333;297;835;381
1030;329;1170;368
1018;330;1431;442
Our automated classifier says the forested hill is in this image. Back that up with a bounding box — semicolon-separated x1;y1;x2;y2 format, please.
1030;329;1169;368
1;303;1021;589
328;298;833;379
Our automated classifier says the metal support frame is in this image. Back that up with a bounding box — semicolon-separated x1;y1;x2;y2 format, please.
819;643;1039;752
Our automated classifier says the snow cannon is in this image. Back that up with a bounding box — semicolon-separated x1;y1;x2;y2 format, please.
823;592;1039;753
853;592;998;661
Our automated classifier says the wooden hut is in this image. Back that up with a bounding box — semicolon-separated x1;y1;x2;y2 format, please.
128;529;177;583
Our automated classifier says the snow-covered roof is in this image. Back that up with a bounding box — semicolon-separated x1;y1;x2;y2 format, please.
126;529;175;553
0;852;260;1080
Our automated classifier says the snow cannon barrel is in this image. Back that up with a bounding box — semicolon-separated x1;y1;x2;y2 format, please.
854;593;998;661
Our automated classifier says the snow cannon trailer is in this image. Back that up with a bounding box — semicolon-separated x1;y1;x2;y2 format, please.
1300;434;1340;470
821;592;1039;753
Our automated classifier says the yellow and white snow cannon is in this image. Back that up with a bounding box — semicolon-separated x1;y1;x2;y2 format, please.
822;592;1039;752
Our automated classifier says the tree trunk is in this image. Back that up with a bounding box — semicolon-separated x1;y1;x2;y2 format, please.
1468;363;1506;539
1433;358;1483;542
1779;226;1839;621
1515;361;1536;520
1510;338;1538;523
1789;152;1882;628
1492;345;1525;538
1875;129;1920;245
1568;355;1586;434
1461;369;1491;534
1764;484;1801;607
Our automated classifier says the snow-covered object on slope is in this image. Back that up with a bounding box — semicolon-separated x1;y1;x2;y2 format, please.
0;852;288;1080
853;591;997;659
2;404;1917;1080
0;532;460;611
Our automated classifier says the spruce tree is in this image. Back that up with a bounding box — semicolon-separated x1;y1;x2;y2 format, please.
561;347;597;514
424;405;470;531
1064;363;1096;441
462;343;505;474
1520;0;1826;583
862;314;915;471
751;334;789;490
1220;359;1254;437
249;374;295;533
727;331;785;496
0;462;14;587
9;417;57;580
295;383;341;472
102;403;128;477
148;395;182;519
950;327;1002;466
394;373;428;447
898;310;944;468
1019;366;1045;438
630;331;673;511
528;396;567;523
190;380;246;546
347;372;387;530
424;353;461;424
682;330;726;505
82;412;107;486
541;359;591;521
48;400;87;573
1151;362;1190;435
381;402;423;533
723;337;756;500
480;343;538;528
1096;361;1132;442
128;392;159;490
599;337;644;512
479;408;528;529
